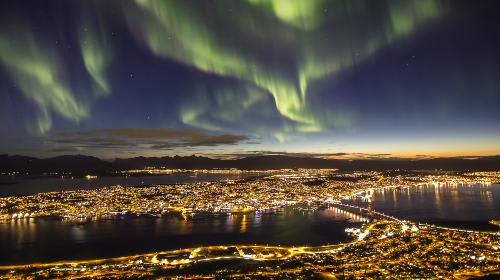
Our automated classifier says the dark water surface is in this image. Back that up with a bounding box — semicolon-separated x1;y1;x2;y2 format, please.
0;173;256;196
0;207;360;265
1;181;498;265
347;183;500;231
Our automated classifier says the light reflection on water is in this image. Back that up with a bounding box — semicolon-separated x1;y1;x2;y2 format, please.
0;206;359;265
348;183;500;230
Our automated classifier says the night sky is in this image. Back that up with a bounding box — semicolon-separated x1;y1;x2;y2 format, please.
1;0;499;159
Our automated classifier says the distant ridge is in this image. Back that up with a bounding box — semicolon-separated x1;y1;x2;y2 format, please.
1;154;500;176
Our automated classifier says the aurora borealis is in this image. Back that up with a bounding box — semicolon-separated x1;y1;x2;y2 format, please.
0;0;499;158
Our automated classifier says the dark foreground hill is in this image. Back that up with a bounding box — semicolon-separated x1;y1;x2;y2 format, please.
1;154;500;176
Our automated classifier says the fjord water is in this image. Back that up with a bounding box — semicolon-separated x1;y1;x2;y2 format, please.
1;181;499;265
0;173;257;196
350;183;500;231
0;207;360;265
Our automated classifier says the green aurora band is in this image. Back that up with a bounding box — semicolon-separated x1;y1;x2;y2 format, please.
0;0;443;141
79;3;113;96
126;0;442;141
0;24;88;134
247;0;328;31
80;26;112;95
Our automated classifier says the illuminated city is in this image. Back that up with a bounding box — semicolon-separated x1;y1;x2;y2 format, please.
1;220;499;279
1;171;499;278
1;170;499;222
1;0;500;279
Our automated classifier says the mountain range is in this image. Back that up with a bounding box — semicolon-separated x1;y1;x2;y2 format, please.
2;154;500;176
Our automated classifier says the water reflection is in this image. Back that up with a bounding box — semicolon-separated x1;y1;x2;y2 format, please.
321;206;369;223
240;214;247;233
0;206;358;265
348;183;500;230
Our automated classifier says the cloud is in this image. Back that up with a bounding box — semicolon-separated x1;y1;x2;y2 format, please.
207;150;396;160
49;147;81;153
208;151;442;161
49;128;251;150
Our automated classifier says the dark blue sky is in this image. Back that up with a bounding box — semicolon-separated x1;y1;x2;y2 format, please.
0;0;499;159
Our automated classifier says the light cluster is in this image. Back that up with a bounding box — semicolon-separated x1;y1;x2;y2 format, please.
1;220;498;279
2;170;499;222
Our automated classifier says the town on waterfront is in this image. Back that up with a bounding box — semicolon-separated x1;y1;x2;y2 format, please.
1;169;499;279
2;0;500;278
